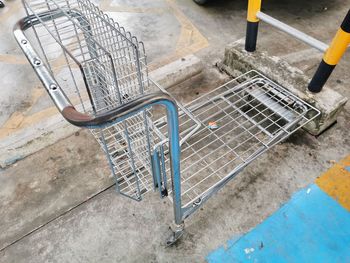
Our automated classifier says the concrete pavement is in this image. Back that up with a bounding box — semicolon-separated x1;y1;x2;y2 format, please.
1;0;350;262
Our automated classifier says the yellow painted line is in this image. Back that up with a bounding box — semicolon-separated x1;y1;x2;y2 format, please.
168;0;208;52
149;38;207;71
0;93;86;139
0;54;28;65
0;107;59;139
0;51;81;139
98;0;208;71
0;0;22;24
150;0;208;70
0;87;45;139
316;155;350;212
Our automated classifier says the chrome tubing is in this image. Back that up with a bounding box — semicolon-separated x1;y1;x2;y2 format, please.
256;11;328;52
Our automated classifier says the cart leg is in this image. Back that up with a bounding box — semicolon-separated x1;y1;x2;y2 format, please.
163;101;184;246
165;222;185;247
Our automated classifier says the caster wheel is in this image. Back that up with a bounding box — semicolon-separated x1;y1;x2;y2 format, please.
165;223;184;247
0;1;5;8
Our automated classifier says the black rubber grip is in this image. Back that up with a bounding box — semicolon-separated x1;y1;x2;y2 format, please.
341;9;350;33
308;60;336;93
245;21;259;52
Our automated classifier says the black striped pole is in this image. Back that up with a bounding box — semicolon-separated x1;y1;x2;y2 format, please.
245;0;262;52
308;10;350;93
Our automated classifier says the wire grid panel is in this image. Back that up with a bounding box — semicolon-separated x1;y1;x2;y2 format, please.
23;0;149;114
22;0;155;199
90;80;201;200
158;71;320;207
91;112;157;199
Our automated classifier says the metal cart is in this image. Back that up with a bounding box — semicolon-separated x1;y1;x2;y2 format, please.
14;0;320;245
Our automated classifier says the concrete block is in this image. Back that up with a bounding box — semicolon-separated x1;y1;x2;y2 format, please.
217;41;348;136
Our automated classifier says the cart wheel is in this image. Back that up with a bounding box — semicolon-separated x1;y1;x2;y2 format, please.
165;223;185;247
193;0;208;5
0;1;5;8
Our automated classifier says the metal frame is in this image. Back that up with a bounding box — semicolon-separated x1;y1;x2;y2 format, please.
15;0;320;246
245;0;350;92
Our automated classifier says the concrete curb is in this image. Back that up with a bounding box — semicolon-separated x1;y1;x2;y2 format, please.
150;54;203;89
0;54;203;168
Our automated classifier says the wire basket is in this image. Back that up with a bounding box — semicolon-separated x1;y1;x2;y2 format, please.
19;0;200;200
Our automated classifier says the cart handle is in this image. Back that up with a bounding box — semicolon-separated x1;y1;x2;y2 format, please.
60;93;178;128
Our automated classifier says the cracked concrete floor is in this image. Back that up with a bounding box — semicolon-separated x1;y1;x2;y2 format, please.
1;0;350;262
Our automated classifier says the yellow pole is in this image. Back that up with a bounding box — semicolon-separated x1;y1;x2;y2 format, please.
245;0;262;52
309;10;350;92
247;0;262;23
323;29;350;66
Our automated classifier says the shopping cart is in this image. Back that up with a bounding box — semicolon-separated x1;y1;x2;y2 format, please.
14;0;320;245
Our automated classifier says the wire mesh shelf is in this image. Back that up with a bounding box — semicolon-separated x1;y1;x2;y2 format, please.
158;71;319;207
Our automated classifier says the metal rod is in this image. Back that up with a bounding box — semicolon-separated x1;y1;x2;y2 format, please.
256;11;328;52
